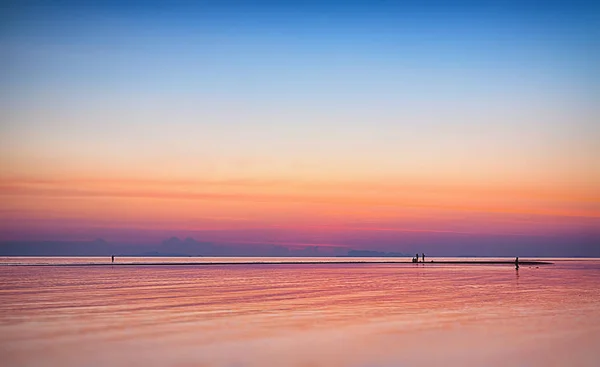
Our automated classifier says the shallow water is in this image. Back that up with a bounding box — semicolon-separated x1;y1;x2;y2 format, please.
1;258;599;366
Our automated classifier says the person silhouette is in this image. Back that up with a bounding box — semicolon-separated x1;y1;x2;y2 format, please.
111;255;114;264
416;253;419;263
422;253;425;263
515;256;519;270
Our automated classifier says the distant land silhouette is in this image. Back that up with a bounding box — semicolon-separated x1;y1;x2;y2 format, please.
124;251;194;257
0;236;599;257
0;237;351;257
344;250;408;257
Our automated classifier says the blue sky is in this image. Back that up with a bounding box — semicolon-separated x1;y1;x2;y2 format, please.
3;0;598;102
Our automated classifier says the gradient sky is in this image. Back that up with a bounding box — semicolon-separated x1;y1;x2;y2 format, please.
1;1;599;255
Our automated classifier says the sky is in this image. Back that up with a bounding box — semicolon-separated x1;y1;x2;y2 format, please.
1;0;599;256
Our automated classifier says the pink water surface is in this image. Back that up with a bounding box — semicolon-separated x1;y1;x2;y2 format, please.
1;258;599;366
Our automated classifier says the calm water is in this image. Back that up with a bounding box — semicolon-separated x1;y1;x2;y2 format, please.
1;258;599;367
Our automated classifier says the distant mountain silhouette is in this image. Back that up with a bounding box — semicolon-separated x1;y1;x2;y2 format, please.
2;234;599;257
160;237;214;256
0;238;349;257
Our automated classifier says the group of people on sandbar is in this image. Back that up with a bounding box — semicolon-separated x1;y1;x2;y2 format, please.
412;253;425;263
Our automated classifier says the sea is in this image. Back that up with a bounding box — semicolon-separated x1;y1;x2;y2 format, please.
1;257;599;367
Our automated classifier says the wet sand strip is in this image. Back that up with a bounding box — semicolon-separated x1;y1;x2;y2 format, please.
6;260;553;266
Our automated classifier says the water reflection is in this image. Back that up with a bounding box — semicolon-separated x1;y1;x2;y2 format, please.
1;259;599;366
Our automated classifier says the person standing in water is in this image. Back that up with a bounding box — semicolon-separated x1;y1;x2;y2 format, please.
111;255;114;264
422;253;425;263
515;256;519;270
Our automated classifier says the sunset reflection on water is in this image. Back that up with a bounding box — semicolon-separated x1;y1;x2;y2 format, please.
1;259;599;366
